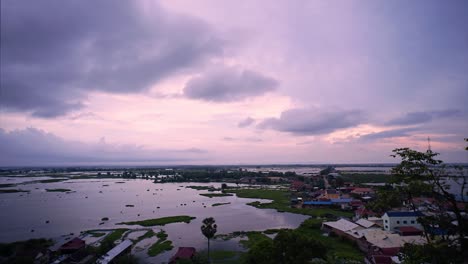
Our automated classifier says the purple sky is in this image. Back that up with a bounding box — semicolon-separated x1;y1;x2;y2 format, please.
1;0;467;166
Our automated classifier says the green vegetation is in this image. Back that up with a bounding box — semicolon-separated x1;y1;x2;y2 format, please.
147;230;173;257
125;204;135;207
186;185;218;190
0;189;29;193
295;218;363;261
340;173;392;184
101;217;109;221
240;232;271;249
211;250;237;260
118;215;196;226
263;228;289;235
0;184;16;188
38;178;68;183
227;189;353;218
134;230;155;243
45;188;71;192
89;232;106;237
201;217;217;261
0;238;53;263
212;202;231;207
199;193;233;198
97;229;129;254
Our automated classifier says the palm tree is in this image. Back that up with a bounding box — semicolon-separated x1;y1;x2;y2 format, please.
201;217;217;262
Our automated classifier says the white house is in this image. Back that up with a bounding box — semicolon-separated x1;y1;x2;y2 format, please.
382;211;424;232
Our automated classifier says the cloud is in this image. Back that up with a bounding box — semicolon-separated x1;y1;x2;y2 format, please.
0;0;223;117
238;117;255;128
359;127;420;141
0;128;207;166
258;107;365;135
183;67;278;102
386;109;461;126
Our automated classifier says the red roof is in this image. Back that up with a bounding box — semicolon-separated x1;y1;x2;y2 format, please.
59;237;85;251
397;226;421;232
170;247;196;263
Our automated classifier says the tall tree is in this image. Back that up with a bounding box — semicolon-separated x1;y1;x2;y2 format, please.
391;146;467;262
200;217;217;262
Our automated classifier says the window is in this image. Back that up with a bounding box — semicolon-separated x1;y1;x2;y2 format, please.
385;225;388;229
411;220;415;224
385;220;388;223
397;221;400;224
403;221;407;224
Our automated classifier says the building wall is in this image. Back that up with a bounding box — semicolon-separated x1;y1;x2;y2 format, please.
382;215;422;231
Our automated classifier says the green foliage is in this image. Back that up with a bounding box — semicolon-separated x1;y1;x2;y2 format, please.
212;202;231;207
113;254;139;264
0;189;29;193
45;188;71;192
0;239;53;263
340;173;392;184
227;189;353;218
240;232;271;249
148;240;173;256
156;230;168;240
244;229;327;264
366;188;403;213
118;215;196;226
199;193;233;198
399;242;462;264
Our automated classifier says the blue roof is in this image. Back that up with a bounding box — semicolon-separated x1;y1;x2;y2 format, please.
303;201;333;205
385;211;424;217
330;198;353;203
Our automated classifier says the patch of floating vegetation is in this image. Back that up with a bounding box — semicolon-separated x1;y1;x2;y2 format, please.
212;202;231;207
45;188;71;192
115;182;126;184
0;184;16;188
148;230;173;257
133;229;155;243
199;193;233;198
101;217;109;221
117;215;196;227
125;204;135;207
185;185;218;191
0;189;29;193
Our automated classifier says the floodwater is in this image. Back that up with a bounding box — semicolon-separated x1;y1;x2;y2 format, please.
0;179;308;263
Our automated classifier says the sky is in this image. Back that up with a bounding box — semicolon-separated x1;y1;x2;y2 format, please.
1;0;467;166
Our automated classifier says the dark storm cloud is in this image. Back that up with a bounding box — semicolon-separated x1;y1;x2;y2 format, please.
0;128;207;166
183;67;278;102
238;117;255;128
0;0;223;117
386;109;462;126
258;108;365;135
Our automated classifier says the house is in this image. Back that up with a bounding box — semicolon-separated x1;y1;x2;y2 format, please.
382;211;424;232
351;188;375;196
355;207;378;219
290;180;305;191
59;237;85;254
322;219;363;237
303;201;333;208
96;240;133;264
169;247;196;264
356;218;378;229
395;226;423;236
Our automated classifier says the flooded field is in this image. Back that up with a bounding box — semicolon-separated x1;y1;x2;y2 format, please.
0;179;307;262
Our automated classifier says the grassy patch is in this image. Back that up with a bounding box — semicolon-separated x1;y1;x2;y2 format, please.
0;189;29;193
212;202;231;207
147;230;173;257
340;173;392;184
45;188;71;192
199;193;233;198
132;230;156;243
239;232;271;249
296;218;363;261
0;184;16;188
263;228;290;235
186;185;218;191
148;240;173;256
38;178;68;183
0;238;53;262
101;229;129;245
88;232;106;238
211;250;238;262
227;189;353;218
118;215;196;227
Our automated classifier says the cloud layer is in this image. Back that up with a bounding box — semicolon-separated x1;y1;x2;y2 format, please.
0;0;222;117
0;128;206;166
259;108;365;135
183;67;278;102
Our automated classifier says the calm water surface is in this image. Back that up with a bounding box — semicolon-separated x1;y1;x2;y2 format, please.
0;179;307;262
